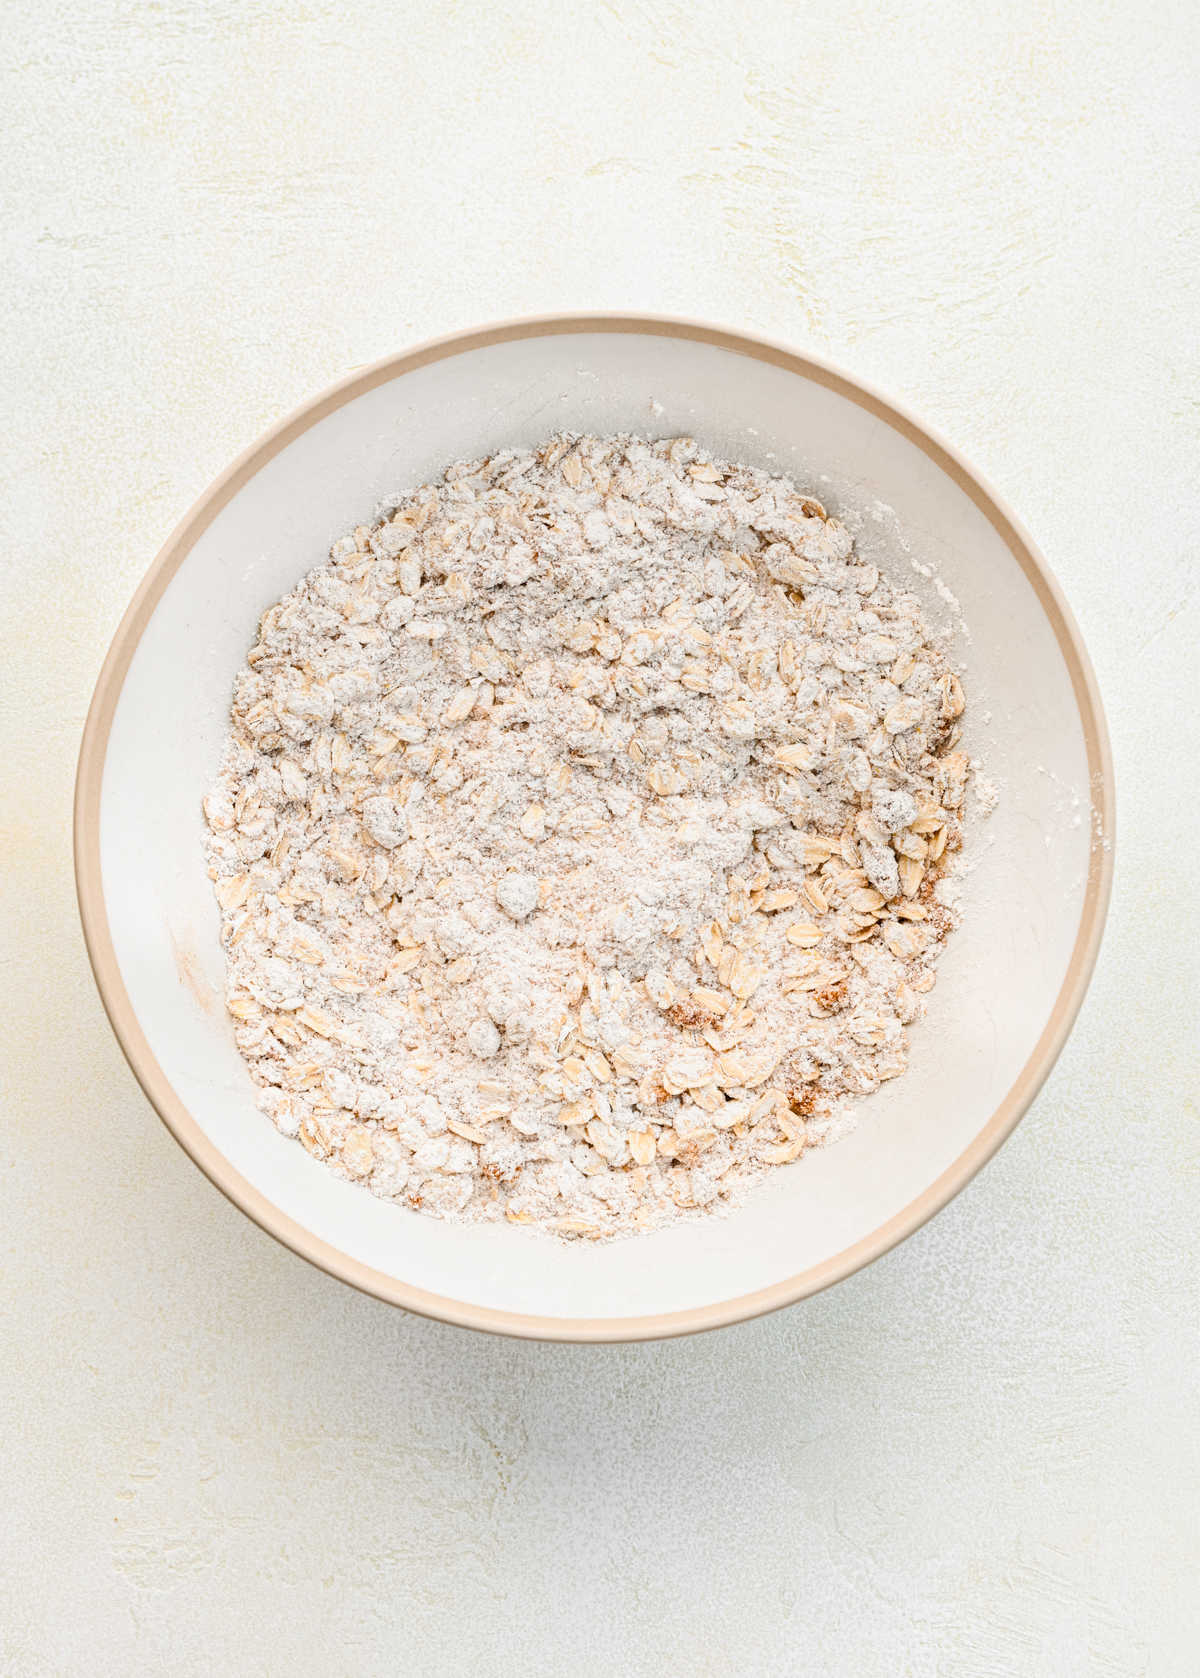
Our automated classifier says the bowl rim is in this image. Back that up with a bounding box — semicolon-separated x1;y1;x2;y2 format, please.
74;311;1115;1342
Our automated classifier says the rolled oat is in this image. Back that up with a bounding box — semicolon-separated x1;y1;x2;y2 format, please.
204;434;970;1239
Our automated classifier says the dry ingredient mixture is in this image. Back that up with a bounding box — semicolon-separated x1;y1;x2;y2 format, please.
203;434;970;1239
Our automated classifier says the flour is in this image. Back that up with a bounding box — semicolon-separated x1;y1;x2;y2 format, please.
203;434;971;1239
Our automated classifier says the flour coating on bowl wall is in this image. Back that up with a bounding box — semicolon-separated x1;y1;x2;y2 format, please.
202;434;974;1239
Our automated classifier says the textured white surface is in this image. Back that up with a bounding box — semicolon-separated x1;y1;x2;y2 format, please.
1;2;1196;1672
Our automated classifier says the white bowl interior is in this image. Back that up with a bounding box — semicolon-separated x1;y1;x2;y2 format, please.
98;329;1095;1324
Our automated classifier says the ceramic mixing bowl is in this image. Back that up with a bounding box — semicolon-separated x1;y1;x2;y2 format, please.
75;315;1113;1339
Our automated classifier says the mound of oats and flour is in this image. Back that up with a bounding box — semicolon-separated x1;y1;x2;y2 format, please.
203;433;970;1239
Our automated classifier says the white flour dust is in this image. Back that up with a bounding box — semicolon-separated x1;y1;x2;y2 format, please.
203;434;971;1239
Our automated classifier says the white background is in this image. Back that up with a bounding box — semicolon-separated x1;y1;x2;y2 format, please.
2;3;1197;1673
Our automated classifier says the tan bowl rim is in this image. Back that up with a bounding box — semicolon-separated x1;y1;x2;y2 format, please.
74;311;1115;1342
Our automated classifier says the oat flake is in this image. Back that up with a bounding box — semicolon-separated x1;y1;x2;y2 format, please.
203;434;971;1240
